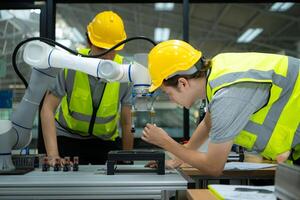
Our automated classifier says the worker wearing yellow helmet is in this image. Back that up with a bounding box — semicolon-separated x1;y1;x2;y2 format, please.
41;11;133;166
142;40;300;175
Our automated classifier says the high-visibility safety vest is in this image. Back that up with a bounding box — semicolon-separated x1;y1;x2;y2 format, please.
206;53;300;160
55;49;123;140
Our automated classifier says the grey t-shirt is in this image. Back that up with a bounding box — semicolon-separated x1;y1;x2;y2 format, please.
49;69;132;139
208;82;270;146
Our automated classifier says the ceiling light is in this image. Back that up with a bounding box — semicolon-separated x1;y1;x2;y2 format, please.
155;3;174;11
8;84;25;89
279;2;295;11
270;2;294;12
30;9;41;14
237;28;263;43
154;28;170;42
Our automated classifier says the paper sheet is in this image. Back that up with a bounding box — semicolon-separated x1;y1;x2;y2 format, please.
208;184;276;200
224;162;276;170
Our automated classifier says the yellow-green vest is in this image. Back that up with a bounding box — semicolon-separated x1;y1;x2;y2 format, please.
55;50;123;141
206;52;300;160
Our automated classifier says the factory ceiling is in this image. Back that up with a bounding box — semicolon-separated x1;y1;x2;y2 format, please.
0;2;300;102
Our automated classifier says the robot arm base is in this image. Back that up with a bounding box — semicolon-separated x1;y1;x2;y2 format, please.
0;120;17;172
0;155;15;172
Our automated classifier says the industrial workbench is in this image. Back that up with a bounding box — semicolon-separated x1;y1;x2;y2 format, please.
0;165;190;200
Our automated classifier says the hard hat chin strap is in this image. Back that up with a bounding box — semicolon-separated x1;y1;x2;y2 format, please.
194;56;206;71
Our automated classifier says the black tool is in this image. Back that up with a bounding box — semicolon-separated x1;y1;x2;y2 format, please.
228;145;245;162
63;157;71;172
72;156;79;171
107;150;165;175
42;157;50;172
53;158;61;171
235;187;273;194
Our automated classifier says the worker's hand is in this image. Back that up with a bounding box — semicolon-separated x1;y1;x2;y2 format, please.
142;123;171;148
144;159;183;169
165;159;183;169
47;155;64;167
144;160;158;168
276;150;291;163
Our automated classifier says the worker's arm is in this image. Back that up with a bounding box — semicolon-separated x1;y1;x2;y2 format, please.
40;91;61;166
157;113;210;169
185;113;210;150
120;105;133;150
166;136;232;176
146;113;210;169
142;112;233;176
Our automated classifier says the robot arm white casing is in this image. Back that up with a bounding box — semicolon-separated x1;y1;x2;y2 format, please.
23;41;151;85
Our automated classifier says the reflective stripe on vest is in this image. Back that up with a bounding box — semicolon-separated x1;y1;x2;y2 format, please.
207;53;300;160
55;53;123;140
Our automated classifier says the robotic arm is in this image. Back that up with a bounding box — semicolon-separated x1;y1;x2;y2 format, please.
0;41;151;171
24;41;151;87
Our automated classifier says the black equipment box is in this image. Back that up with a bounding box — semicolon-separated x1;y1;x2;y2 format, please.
107;150;165;175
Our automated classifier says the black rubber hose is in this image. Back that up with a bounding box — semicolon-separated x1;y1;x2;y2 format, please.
86;36;157;58
12;36;157;88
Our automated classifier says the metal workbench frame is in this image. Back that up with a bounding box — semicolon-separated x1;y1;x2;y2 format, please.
0;165;191;200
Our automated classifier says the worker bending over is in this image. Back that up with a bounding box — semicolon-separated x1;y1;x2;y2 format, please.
142;40;300;176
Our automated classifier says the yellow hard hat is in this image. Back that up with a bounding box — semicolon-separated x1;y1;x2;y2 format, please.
148;40;202;92
87;11;127;50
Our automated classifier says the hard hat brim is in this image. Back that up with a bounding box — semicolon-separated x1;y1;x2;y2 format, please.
87;25;126;50
149;83;160;92
88;33;125;50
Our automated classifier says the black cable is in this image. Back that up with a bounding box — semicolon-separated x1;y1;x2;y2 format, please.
12;36;157;88
85;36;157;58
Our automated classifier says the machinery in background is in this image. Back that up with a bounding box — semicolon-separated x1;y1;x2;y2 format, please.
228;145;245;162
0;37;156;172
274;163;300;200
